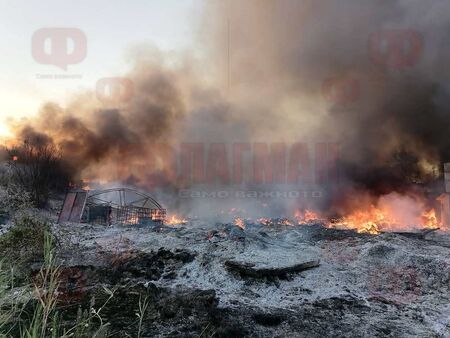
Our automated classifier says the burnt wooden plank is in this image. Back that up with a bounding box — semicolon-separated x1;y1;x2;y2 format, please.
225;259;320;278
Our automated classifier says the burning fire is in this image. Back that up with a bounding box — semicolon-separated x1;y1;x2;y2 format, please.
328;206;393;234
294;210;321;224
276;193;443;234
234;218;245;229
124;215;140;225
165;215;188;225
256;218;295;226
327;193;442;234
232;197;441;234
256;218;271;226
421;209;440;229
280;218;294;226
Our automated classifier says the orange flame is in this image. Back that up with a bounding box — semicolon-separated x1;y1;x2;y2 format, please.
421;209;440;229
327;204;441;235
257;218;271;226
124;215;140;225
281;218;294;226
234;218;245;229
294;209;320;224
328;206;389;234
166;215;188;225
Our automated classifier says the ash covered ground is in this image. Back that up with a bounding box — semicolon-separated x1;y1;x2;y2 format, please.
49;214;450;338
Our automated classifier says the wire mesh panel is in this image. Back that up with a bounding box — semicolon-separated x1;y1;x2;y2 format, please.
87;205;111;225
116;206;166;225
72;188;167;226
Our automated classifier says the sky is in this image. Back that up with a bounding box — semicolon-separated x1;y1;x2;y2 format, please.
0;0;201;138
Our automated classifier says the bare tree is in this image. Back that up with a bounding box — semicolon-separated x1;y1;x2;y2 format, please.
7;140;71;208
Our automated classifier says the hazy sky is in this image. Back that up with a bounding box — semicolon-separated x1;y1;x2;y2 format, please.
0;0;201;137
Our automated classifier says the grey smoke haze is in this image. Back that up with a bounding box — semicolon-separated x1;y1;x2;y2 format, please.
190;0;450;215
9;0;450;216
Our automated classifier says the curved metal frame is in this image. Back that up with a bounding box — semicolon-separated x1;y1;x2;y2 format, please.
86;187;164;210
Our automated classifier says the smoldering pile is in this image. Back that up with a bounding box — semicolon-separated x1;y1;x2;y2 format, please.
50;213;450;337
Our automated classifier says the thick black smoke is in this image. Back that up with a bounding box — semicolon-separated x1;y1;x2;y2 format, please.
11;61;188;185
9;0;450;216
202;0;450;196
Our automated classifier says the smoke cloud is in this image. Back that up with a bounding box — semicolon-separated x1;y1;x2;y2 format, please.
8;0;450;218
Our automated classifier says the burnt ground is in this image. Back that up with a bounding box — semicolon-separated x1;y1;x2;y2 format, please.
46;219;450;337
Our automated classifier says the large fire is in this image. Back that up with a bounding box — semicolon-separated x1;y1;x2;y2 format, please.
228;193;444;235
326;193;442;234
327;207;440;235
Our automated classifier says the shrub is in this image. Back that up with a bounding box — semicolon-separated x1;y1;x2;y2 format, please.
0;184;32;219
0;230;114;338
0;214;51;264
0;260;28;337
7;140;72;208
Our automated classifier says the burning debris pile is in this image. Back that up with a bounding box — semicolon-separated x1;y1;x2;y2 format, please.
230;200;443;236
50;213;450;337
49;177;450;335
